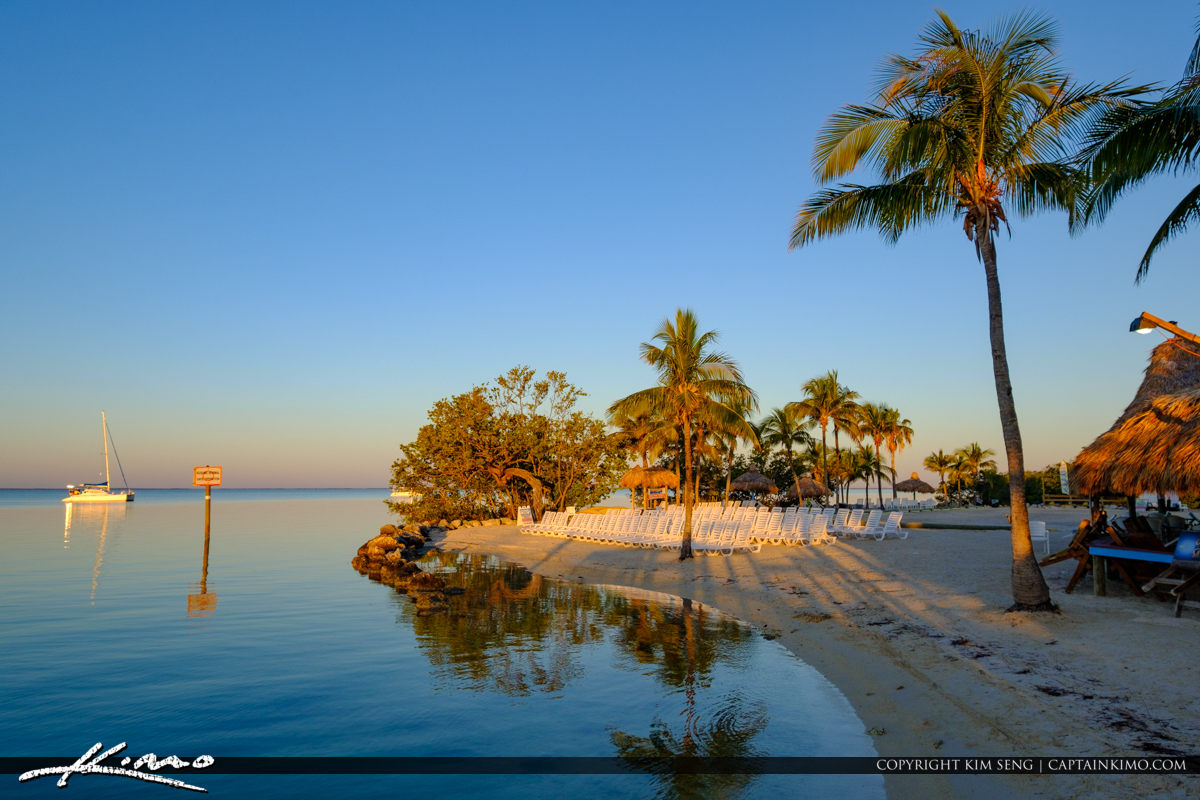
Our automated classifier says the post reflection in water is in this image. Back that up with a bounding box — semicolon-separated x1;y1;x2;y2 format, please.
389;552;770;796
187;512;217;618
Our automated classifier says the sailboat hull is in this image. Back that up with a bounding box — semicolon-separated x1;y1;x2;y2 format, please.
63;492;134;503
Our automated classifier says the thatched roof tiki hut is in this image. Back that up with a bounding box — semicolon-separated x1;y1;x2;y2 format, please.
620;466;679;509
782;474;830;501
894;472;936;499
783;476;829;504
1072;337;1200;512
730;471;778;503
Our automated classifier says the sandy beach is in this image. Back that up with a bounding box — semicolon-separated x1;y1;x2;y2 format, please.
431;506;1197;799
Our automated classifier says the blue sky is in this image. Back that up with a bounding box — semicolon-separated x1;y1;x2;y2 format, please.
2;0;1197;488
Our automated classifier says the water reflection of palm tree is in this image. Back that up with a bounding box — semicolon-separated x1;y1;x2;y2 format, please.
610;600;768;800
407;553;609;696
401;554;757;706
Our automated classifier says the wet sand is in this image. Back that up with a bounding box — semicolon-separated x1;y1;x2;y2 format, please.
432;506;1198;799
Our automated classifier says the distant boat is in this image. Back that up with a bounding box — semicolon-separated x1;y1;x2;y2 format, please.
63;411;134;503
389;489;420;503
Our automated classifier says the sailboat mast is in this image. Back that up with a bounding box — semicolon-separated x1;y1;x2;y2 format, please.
102;410;111;487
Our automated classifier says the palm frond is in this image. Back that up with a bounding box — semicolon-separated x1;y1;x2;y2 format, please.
1084;102;1200;222
812;105;908;182
1005;161;1084;219
608;387;669;420
1136;181;1200;282
1186;16;1200;78
790;174;953;248
988;8;1057;55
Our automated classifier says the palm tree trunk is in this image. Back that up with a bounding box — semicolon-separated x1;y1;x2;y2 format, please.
784;443;802;506
888;448;898;499
724;447;733;507
877;471;884;509
833;428;842;506
979;231;1052;610
681;415;694;559
641;452;649;510
675;454;681;507
819;423;829;507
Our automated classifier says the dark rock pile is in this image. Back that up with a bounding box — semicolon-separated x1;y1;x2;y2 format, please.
351;523;450;614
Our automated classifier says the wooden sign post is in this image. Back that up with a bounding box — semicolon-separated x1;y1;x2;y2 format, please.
193;466;223;536
190;466;222;618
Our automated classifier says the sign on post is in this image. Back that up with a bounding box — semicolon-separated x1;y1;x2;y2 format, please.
193;466;223;486
190;466;220;616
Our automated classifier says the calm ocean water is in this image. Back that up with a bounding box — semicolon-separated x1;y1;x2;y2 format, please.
0;488;392;507
0;491;882;799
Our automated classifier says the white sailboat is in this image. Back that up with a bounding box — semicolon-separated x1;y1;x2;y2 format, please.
63;411;134;503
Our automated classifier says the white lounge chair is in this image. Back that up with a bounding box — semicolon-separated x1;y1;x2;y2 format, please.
1029;520;1049;555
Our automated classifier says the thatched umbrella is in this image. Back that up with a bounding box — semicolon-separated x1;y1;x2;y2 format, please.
894;472;936;497
620;465;679;508
1073;338;1200;499
784;476;829;500
730;470;778;494
619;466;646;508
619;466;647;489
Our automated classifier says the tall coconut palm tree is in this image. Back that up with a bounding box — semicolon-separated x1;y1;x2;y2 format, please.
948;451;972;495
1082;20;1199;282
883;408;914;499
825;448;855;507
959;442;997;486
924;449;954;499
844;448;870;509
713;394;759;506
609;309;755;559
828;379;860;506
858;403;891;508
855;445;892;510
789;10;1140;610
689;418;726;504
758;406;814;502
788;371;857;506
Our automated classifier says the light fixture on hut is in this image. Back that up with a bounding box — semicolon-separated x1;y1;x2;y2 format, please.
1129;311;1200;345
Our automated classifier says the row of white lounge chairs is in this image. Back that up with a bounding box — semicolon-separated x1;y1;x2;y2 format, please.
719;498;937;511
521;505;905;555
